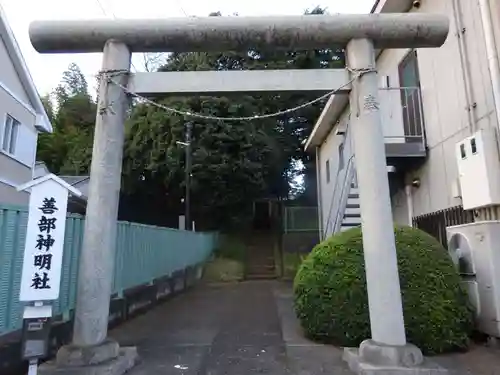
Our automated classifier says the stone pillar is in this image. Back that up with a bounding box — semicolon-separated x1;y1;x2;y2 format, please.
346;38;407;347
342;38;433;375
40;40;138;375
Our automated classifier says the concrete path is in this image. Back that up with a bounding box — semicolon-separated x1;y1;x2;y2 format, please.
109;280;500;375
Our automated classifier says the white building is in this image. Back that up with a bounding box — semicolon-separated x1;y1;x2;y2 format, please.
0;5;52;206
305;0;500;244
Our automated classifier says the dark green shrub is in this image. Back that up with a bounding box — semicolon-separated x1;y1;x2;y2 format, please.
293;225;474;354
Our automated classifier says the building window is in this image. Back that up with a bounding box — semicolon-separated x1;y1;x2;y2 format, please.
398;50;423;142
326;159;331;183
338;143;345;171
2;115;20;154
470;137;477;154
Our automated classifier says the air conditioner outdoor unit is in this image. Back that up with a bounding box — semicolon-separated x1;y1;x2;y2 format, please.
446;221;500;337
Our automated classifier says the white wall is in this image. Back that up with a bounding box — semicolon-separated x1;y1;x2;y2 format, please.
0;35;32;106
314;0;500;227
318;109;354;238
378;88;406;144
0;34;39;204
391;189;410;226
0;32;39;168
385;0;500;220
317;82;414;231
0;181;29;205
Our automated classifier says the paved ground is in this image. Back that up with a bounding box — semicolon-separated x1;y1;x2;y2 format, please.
109;280;500;375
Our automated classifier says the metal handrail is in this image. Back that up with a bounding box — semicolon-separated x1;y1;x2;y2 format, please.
332;155;356;234
323;162;345;237
321;86;424;238
322;125;355;238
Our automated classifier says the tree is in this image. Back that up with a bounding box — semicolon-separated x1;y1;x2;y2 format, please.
54;63;96;133
36;63;96;175
38;8;344;230
120;92;281;229
119;7;345;229
55;62;89;99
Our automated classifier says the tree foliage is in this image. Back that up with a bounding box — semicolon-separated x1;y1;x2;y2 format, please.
120;7;344;228
37;63;96;175
37;7;345;230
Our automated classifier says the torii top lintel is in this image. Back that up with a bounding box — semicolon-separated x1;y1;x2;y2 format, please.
29;13;449;54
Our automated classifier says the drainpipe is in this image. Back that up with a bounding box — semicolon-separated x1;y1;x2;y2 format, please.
315;146;324;240
451;0;476;131
479;0;500;131
405;185;414;227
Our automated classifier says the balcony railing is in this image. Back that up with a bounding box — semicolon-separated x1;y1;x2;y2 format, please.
379;86;426;157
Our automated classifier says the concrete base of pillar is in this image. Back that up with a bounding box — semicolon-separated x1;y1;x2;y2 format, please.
38;347;138;375
343;340;448;375
55;339;121;367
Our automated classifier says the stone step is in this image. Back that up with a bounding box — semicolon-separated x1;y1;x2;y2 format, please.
346;198;360;206
248;263;275;267
248;267;275;273
248;258;275;262
341;222;360;230
342;216;361;225
247;263;275;269
247;256;274;261
344;213;361;218
345;206;361;215
248;262;275;267
246;247;274;257
247;250;272;257
245;273;277;280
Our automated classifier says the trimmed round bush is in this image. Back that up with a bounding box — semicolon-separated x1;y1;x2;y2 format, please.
293;225;474;354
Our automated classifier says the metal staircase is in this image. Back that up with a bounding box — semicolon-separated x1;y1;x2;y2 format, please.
340;184;361;231
322;124;361;238
323;155;358;237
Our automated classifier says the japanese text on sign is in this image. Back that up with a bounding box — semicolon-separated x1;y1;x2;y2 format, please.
19;178;71;302
30;198;58;291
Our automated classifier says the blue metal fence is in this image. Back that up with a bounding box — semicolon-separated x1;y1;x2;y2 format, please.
0;204;217;336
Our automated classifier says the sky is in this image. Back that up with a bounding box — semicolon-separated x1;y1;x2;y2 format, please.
1;0;373;97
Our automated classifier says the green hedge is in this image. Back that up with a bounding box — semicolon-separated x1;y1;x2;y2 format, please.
293;226;474;354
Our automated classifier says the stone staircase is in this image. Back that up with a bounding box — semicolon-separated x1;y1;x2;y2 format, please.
340;185;362;231
244;232;277;279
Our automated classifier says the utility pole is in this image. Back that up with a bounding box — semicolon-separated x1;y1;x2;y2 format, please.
185;122;192;231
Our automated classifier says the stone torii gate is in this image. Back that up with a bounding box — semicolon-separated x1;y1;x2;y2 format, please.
29;14;449;375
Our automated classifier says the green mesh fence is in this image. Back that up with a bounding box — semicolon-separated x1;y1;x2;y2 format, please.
283;206;319;233
0;204;217;336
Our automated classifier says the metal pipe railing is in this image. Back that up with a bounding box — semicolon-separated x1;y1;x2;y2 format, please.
322;125;355;238
331;155;356;234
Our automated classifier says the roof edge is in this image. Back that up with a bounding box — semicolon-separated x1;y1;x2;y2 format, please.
17;173;83;197
305;94;349;152
371;0;382;13
0;5;53;133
